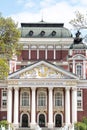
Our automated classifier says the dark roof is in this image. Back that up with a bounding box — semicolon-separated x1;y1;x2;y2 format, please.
21;22;64;28
20;22;72;38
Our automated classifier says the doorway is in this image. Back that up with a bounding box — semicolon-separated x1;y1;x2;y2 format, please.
55;114;62;127
39;114;45;127
22;114;28;127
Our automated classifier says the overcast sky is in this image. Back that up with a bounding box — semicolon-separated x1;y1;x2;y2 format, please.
0;0;87;35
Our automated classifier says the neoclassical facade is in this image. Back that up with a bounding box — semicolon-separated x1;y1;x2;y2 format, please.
0;22;87;129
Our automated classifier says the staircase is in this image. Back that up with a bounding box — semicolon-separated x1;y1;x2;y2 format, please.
16;127;64;130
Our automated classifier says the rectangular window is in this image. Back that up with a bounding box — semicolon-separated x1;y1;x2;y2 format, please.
38;93;46;106
22;50;29;60
39;50;45;60
1;90;7;109
55;92;63;107
77;90;82;110
47;50;54;60
31;50;37;60
76;65;82;77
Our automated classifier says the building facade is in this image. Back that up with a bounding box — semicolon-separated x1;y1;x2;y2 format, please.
0;21;87;129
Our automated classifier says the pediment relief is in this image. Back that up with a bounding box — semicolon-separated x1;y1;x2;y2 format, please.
8;61;77;79
19;64;66;79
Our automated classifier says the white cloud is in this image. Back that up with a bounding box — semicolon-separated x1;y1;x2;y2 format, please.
40;0;56;7
11;0;87;31
24;1;35;8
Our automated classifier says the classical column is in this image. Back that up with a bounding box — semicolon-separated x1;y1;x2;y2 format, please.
29;48;31;60
37;49;39;59
7;87;12;123
13;87;19;127
46;45;47;59
48;87;53;128
54;45;56;59
30;87;36;128
72;87;77;123
83;60;86;79
73;60;75;74
65;87;70;125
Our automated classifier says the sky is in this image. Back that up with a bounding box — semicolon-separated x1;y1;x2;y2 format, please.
0;0;87;36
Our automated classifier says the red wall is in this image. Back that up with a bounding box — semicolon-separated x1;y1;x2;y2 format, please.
77;89;87;121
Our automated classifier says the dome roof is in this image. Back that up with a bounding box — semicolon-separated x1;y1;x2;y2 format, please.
70;42;87;49
21;22;72;38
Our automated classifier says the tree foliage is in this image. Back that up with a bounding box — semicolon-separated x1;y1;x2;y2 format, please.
69;11;87;30
75;117;87;130
0;120;9;127
0;15;22;79
0;58;9;79
0;15;21;59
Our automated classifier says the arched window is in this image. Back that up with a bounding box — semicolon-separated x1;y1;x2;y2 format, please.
21;92;29;106
55;92;62;106
38;92;46;106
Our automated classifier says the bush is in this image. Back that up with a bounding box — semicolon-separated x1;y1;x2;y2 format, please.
0;120;9;128
75;122;87;130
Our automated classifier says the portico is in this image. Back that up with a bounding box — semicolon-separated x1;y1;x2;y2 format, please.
7;60;78;128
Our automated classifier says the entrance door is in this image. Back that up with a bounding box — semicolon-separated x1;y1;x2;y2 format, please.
22;114;28;127
55;114;62;127
39;114;45;127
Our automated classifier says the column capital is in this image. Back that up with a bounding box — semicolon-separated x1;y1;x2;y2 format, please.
72;87;77;91
65;87;70;90
48;87;53;91
14;87;19;90
7;87;13;90
31;87;36;91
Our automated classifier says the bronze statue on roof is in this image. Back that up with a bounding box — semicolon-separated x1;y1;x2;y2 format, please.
74;30;83;44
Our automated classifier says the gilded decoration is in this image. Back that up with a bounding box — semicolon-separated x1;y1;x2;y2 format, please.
8;80;18;85
66;81;77;86
19;64;65;79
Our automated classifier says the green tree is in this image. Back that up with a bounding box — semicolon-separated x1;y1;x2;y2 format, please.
0;14;21;79
0;15;21;59
75;117;87;130
69;11;87;30
0;58;9;80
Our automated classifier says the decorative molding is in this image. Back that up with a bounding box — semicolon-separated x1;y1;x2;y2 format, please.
8;80;18;85
66;81;77;86
19;65;67;79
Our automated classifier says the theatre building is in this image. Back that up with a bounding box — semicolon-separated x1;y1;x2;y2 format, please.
0;21;87;129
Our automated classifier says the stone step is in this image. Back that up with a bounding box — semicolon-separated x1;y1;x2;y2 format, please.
16;127;63;130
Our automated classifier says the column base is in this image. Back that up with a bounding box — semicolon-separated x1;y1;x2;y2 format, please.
64;124;74;130
13;123;19;129
30;122;37;129
48;123;53;128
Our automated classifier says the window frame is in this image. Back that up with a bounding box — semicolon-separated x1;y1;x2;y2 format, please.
76;64;82;77
37;91;47;107
54;91;64;107
1;89;7;110
20;91;30;107
77;90;83;111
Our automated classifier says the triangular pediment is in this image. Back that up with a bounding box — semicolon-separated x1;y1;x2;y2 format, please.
8;61;78;79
